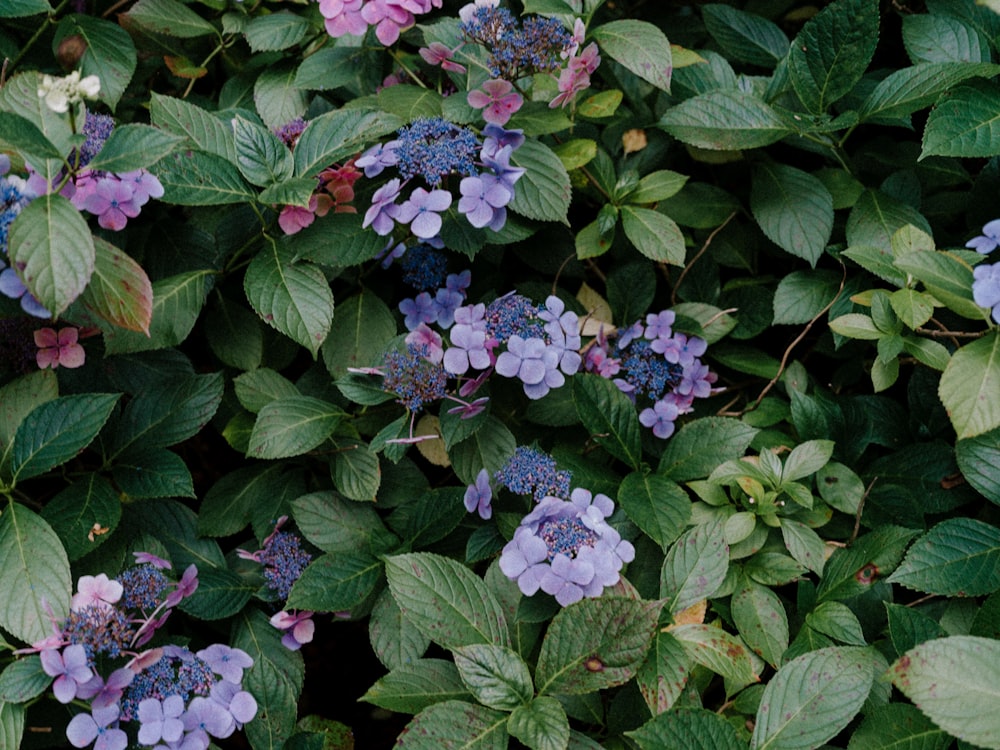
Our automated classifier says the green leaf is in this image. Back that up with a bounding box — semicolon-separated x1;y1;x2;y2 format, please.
573;373;642;469
377;85;444;120
660;518;729;615
846;189;933;253
636;630;692;714
232;115;294;187
395;701;508;750
782;439;835;483
702;4;788;68
54;15;136;110
618;472;691;552
0;503;71;645
234;368;299;413
817;461;865;514
247;396;343;459
659;91;794;150
732;577;789;669
244;242;335;357
859;62;1000;122
200;464;289;537
259;177;317;208
112;447;195;499
842;245;908;286
0;656;50;702
592;20;672;91
332;441;381;502
80;237;153;335
817;525;918;603
0;703;24;750
894;250;985;320
509;139;572;224
956;426;1000;506
751;647;876;749
902;13;989;64
84;123;183;173
620;206;686;265
578;90;622;119
110;372;223;456
889;288;934;329
234;609;304;750
890;636;1000;749
179;566;254;620
103;270;212;354
244;11;310;52
254;62;307;130
829;313;882;340
40;475;121;560
448;416;516;485
628;707;746;750
295;47;380;91
772;269;841;325
0;0;52;17
133;498;226;569
286;550;383;612
0;72;72;178
659;417;759;481
938;331;1000;439
204;296;263;370
921;80;1000;158
847;702;951;750
150;93;236;161
321;290;395;378
885;603;945;656
10;394;118;483
368;589;431;672
289;211;387;267
669;623;758;691
887;517;1000;596
786;0;879;113
361;659;471;714
507;697;569;750
385;552;509;651
294;109;401;178
8;193;95;317
751;164;834;266
806;602;867;646
535;597;660;695
453;644;533;711
124;0;217;37
625;170;689;204
0;111;64;165
0;371;58;452
157;150;253;205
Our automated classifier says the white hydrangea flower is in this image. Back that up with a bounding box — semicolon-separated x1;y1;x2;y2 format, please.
37;71;101;113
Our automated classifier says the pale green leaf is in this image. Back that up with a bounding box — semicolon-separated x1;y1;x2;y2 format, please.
54;15;136;110
124;0;218;38
669;623;759;691
150;93;237;161
660;518;729;615
247;396;343;459
509;139;572;224
938;331;1000;438
888;517;1000;596
395;701;508;750
592;19;673;91
620;206;686;265
659;91;794;150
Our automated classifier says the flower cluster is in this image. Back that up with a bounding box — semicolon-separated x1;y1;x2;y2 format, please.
22;555;256;750
495;445;572;501
461;3;572;79
239;518;316;651
969;219;1000;323
584;310;716;439
34;326;86;369
499;488;635;606
317;0;443;46
359;119;525;238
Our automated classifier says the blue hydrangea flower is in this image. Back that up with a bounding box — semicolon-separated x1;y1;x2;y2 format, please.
119;564;168;611
399;291;438;331
464;468;493;519
458;173;510;230
78;112;115;167
66;703;127;750
258;531;312;600
356;140;401;178
499;488;635;606
183;695;237;742
484;293;544;343
137;695;185;746
495;334;564;399
495;446;571;501
40;644;93;703
639;398;680;439
196;644;254;684
966;219;1000;254
972;261;1000;323
400;244;447;291
362;178;402;236
395;186;452;239
394;118;480;186
462;6;572;79
383;344;449;412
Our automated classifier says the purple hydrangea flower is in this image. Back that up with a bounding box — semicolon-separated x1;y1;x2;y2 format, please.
972;261;1000;323
481;123;525;158
617;321;644;348
458;174;510;230
499;488;635;606
89;667;134;710
83;176;141;231
405;323;444;363
0;267;51;317
196;644;253;684
444;321;491;375
495;335;564;399
41;644;93;703
183;695;237;742
966;219;1000;254
653;332;707;365
210;679;258;726
270;610;315;651
464;468;493;519
677;361;716;399
362;178;403;236
395;186;453;239
639;398;680;439
66;704;127;750
644;310;675;340
137;695;185;746
400;291;438;330
119;170;164;206
355;140;400;178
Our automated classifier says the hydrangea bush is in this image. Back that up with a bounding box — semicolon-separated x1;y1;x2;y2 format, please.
1;0;1000;748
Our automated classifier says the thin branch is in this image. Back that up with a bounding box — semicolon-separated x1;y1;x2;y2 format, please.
671;212;736;306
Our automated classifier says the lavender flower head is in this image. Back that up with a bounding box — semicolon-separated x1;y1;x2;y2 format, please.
495;445;571;501
464;468;493;519
499;488;635;606
966;219;1000;254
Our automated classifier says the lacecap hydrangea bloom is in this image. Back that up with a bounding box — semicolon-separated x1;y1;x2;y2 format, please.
499;488;635;606
969;219;1000;323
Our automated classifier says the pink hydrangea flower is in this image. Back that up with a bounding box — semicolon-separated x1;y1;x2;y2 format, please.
71;573;123;612
270;610;315;651
83;176;141;230
278;196;321;235
34;327;85;369
419;42;466;73
467;79;523;126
